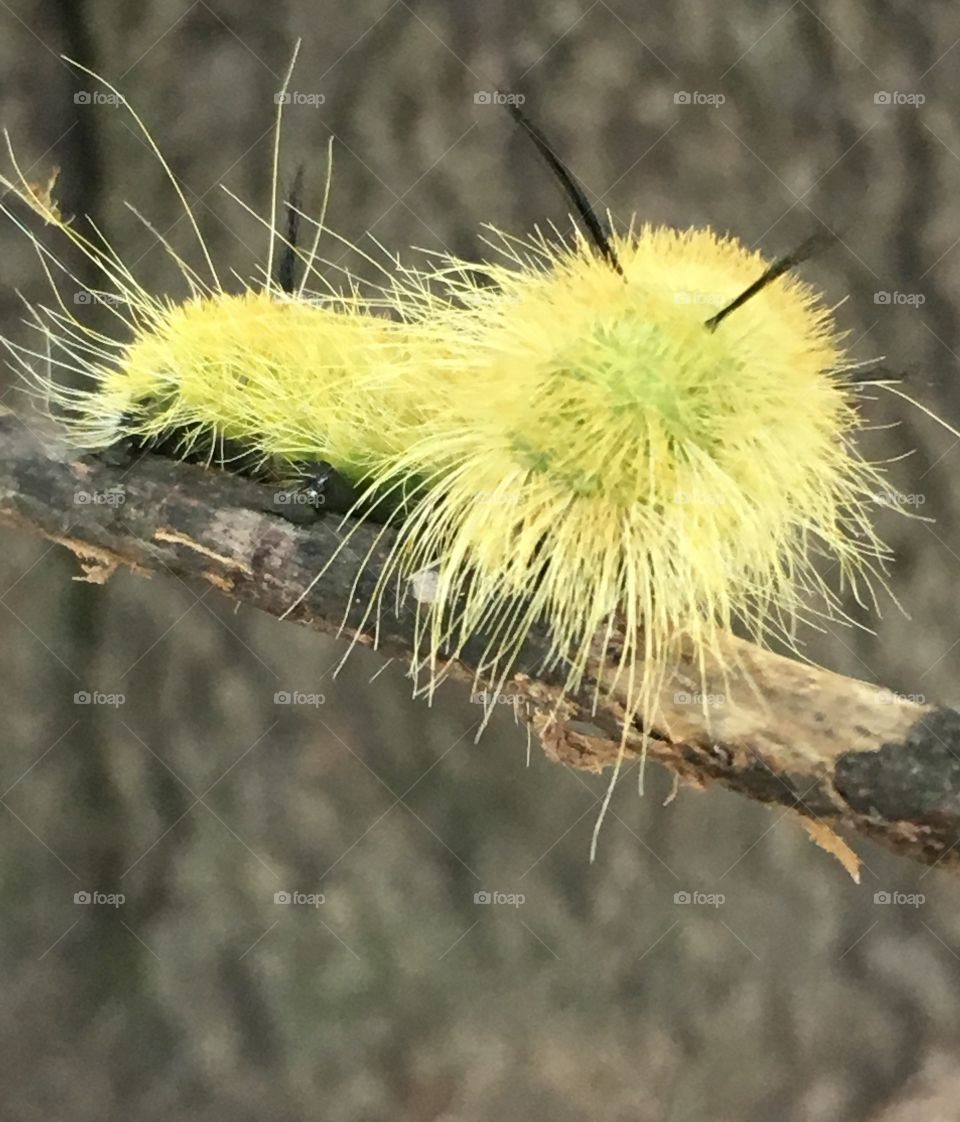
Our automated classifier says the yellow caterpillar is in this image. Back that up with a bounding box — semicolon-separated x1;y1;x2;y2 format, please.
3;54;952;853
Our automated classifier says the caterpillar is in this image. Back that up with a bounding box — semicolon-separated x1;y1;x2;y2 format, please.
3;51;953;852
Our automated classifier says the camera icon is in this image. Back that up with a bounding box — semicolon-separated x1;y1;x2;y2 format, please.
274;92;292;105
674;91;691;105
74;491;91;505
673;691;691;705
74;691;91;704
673;891;691;904
874;91;891;105
273;691;291;705
474;890;491;904
874;891;891;904
274;891;291;904
74;891;91;904
74;291;93;305
73;91;92;104
474;91;492;105
874;291;891;304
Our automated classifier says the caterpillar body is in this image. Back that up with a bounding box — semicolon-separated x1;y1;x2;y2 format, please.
2;49;952;841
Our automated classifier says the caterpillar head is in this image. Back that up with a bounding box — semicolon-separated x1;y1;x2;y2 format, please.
371;224;888;723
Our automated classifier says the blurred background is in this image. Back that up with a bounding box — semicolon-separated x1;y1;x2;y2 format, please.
1;1;960;1119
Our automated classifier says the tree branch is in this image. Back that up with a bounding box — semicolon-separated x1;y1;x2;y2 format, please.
2;407;958;874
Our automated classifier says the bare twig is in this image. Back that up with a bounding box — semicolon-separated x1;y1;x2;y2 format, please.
1;408;958;872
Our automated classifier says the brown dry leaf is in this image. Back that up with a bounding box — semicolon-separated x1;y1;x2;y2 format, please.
800;817;861;883
25;166;66;224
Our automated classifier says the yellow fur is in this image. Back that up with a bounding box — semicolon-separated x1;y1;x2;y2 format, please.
352;225;891;731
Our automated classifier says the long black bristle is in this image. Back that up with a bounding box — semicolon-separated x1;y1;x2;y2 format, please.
502;96;623;276
277;163;305;294
705;230;838;332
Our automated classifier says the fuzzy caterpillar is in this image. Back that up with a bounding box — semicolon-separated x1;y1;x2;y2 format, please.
3;52;957;825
